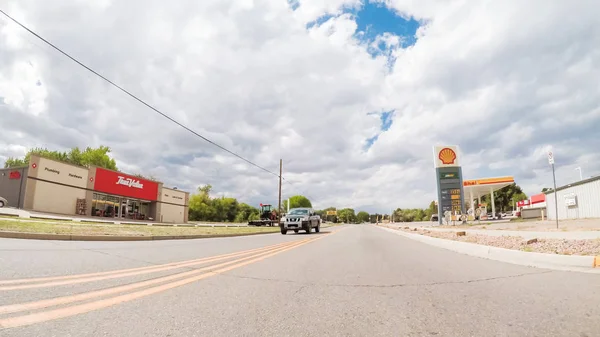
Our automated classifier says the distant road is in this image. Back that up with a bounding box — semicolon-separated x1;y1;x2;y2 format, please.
1;225;599;336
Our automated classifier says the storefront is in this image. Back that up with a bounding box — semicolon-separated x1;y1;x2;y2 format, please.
0;154;189;223
88;167;160;221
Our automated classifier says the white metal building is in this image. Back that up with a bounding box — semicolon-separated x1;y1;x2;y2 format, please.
545;176;600;220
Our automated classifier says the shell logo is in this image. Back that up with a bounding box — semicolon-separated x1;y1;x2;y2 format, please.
438;147;457;165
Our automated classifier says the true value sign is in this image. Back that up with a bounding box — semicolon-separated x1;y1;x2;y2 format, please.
116;176;144;189
94;168;159;201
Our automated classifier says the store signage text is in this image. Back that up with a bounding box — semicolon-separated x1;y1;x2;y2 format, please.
9;171;21;179
69;173;83;179
93;168;158;201
116;176;144;189
165;194;183;200
44;167;60;175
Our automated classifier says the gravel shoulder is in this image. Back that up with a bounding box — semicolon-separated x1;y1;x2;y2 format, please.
401;227;600;256
0;219;279;236
438;218;600;231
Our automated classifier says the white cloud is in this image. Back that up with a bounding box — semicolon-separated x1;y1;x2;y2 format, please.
1;0;599;213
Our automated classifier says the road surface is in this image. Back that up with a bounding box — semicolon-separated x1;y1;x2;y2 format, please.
1;225;599;336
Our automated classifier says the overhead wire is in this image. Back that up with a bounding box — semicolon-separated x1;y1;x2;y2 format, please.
0;9;280;179
0;9;319;203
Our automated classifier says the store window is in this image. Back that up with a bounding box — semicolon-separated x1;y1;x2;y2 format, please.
123;199;150;220
91;193;151;220
91;193;121;218
91;193;107;217
139;201;150;220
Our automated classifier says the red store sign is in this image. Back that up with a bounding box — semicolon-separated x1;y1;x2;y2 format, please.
9;171;21;179
93;168;159;201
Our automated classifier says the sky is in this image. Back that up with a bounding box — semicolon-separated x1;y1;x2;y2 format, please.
1;0;599;213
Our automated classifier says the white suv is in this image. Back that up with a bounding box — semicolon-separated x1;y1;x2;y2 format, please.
280;208;321;235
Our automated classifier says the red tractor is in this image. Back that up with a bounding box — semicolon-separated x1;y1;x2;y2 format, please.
248;203;279;226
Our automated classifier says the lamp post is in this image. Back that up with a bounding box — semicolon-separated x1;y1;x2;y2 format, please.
575;167;583;181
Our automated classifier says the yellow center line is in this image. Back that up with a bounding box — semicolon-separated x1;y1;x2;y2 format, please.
0;233;333;329
0;237;315;316
0;240;299;291
0;240;299;287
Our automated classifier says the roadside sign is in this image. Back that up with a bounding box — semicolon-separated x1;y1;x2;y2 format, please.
548;151;554;165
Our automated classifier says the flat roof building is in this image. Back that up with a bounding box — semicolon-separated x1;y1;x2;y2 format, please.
0;154;189;223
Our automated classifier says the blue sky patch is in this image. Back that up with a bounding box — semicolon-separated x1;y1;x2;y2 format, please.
299;1;420;68
364;109;395;150
306;13;337;29
287;0;300;11
379;110;394;131
353;2;420;49
364;134;379;150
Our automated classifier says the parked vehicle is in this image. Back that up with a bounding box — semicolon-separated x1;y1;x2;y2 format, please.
0;196;7;208
248;203;278;226
430;214;439;222
280;208;320;235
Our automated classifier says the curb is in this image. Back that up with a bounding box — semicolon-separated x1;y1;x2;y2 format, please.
0;230;279;242
375;225;600;273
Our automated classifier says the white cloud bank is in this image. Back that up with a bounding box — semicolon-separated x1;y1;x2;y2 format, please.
1;0;599;213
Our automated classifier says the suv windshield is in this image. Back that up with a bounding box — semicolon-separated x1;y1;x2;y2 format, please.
288;209;308;215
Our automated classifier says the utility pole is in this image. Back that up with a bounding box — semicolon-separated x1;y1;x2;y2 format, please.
278;159;282;222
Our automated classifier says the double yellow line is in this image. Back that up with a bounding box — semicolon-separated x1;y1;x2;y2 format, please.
0;234;330;329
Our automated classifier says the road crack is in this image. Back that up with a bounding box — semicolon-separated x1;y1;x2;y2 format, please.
219;270;555;288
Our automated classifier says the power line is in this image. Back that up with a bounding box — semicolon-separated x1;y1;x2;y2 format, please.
282;178;315;202
0;9;280;178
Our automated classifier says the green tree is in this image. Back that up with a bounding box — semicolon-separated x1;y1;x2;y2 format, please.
541;187;551;193
356;211;370;223
216;197;238;222
188;185;214;221
75;146;117;170
234;203;259;223
337;208;356;223
188;184;259;223
4;146;117;170
424;201;437;219
283;195;312;210
3;157;28;168
480;183;527;212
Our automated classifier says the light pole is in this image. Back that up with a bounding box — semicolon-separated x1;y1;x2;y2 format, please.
548;151;558;229
575;167;583;181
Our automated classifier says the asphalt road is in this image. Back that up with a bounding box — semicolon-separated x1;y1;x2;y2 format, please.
1;224;600;336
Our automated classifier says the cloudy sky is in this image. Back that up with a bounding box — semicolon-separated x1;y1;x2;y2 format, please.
1;0;599;213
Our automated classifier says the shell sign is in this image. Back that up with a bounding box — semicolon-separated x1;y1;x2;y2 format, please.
438;148;457;165
433;145;460;168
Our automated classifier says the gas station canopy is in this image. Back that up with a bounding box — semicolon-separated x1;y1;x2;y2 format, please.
463;176;515;198
462;176;515;218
